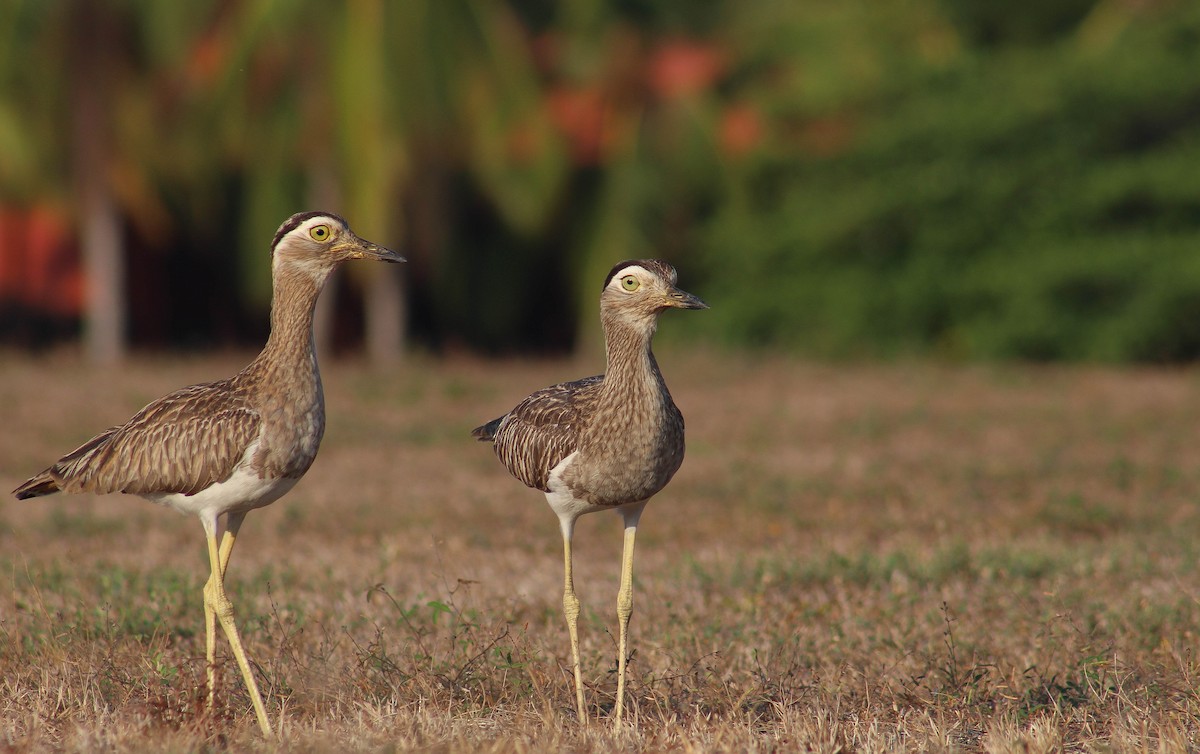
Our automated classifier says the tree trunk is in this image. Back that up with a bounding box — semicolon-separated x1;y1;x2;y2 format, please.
70;0;125;364
365;266;405;363
338;0;405;363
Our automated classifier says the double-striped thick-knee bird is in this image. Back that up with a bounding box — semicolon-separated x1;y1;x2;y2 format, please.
472;259;707;726
13;212;403;737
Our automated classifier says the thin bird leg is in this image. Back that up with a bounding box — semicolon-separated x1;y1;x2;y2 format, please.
217;511;246;579
201;514;272;737
203;518;224;713
614;502;645;727
205;511;247;711
560;515;587;723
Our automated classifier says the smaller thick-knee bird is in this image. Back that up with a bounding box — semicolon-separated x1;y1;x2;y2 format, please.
472;259;707;726
13;211;403;737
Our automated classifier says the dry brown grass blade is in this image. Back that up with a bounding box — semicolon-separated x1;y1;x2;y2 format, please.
3;352;1200;751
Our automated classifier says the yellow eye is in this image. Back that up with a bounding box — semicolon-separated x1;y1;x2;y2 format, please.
620;275;639;292
309;224;331;242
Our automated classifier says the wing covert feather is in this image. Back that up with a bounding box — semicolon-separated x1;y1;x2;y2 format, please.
489;375;603;492
42;382;263;497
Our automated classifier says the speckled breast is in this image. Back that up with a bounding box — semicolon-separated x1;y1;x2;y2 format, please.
565;402;685;507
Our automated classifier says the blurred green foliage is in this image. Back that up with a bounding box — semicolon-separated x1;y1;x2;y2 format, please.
1;0;1198;360
693;0;1200;361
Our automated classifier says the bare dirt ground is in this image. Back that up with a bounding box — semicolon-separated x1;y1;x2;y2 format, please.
2;348;1200;752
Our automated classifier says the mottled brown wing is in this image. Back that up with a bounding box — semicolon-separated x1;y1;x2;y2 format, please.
18;381;262;498
484;375;603;492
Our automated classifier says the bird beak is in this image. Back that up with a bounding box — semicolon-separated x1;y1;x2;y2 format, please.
665;286;709;310
344;236;406;263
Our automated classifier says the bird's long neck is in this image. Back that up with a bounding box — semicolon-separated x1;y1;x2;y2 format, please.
248;262;329;382
600;312;665;402
235;258;332;479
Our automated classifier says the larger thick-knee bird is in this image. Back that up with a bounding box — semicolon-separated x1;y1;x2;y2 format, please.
472;259;706;726
13;212;403;737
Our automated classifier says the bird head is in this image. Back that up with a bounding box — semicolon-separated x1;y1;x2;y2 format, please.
270;212;404;279
600;259;708;328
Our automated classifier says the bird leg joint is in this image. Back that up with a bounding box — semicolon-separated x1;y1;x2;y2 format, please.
563;590;581;623
616;586;634;625
203;578;236;622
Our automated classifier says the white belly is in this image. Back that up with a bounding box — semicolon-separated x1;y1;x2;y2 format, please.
545;451;648;532
545;452;603;520
144;442;298;518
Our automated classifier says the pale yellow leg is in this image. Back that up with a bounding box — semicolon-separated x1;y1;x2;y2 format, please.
204;512;245;712
613;522;638;727
217;512;245;579
562;526;587;723
201;513;271;736
204;574;217;711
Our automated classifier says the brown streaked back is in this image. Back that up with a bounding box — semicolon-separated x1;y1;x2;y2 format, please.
473;375;604;492
13;380;262;500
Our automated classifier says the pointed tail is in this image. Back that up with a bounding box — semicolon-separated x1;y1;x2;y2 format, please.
14;474;61;500
471;417;503;442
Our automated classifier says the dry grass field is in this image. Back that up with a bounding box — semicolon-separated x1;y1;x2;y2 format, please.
3;349;1200;752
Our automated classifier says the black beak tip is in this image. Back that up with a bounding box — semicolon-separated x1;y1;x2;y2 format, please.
672;289;709;310
373;245;406;263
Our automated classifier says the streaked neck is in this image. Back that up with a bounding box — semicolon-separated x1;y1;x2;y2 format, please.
601;312;662;395
253;262;328;374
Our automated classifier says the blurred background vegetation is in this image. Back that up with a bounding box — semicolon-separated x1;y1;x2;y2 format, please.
1;0;1198;362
